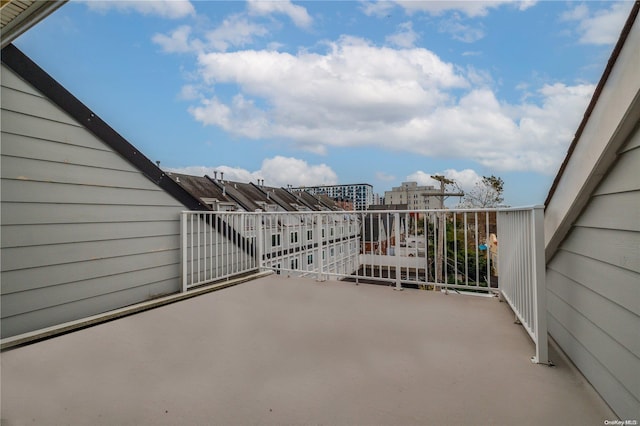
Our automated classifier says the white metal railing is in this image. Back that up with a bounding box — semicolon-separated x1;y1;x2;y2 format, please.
181;209;501;290
352;209;498;292
497;206;548;364
181;211;259;290
180;206;547;363
257;211;361;280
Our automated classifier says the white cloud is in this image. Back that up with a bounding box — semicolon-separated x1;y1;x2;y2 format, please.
83;0;195;19
206;14;269;52
562;1;632;45
386;21;419;48
152;25;203;53
185;35;594;174
360;1;396;17
152;15;269;54
406;169;482;193
168;156;338;187
261;156;338;186
560;3;589;22
393;0;536;17
192;37;467;137
247;0;312;29
361;0;536;18
189;94;268;139
178;84;200;101
439;17;485;43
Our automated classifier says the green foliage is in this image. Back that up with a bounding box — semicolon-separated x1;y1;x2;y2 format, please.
420;216;491;286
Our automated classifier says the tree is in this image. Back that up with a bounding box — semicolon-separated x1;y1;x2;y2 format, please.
460;175;505;208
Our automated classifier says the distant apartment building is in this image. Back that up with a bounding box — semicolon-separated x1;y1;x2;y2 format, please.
384;182;442;210
291;184;374;210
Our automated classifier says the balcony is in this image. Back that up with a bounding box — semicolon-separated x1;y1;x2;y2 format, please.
0;208;617;424
1;274;614;424
180;207;549;363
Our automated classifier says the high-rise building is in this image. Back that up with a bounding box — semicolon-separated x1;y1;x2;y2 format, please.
291;184;374;210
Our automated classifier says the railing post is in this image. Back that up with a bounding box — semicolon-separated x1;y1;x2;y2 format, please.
316;214;324;282
531;205;548;364
394;212;402;290
256;212;264;272
181;211;188;293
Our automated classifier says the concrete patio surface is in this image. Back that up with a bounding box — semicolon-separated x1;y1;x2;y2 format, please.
1;275;615;425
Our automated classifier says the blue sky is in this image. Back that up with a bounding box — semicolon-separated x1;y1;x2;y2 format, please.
14;0;635;205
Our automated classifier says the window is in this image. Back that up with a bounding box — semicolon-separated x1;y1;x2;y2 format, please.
290;231;298;244
322;228;325;238
291;258;299;270
322;250;326;260
330;248;335;257
271;234;281;247
330;227;334;237
307;230;313;240
307;254;313;265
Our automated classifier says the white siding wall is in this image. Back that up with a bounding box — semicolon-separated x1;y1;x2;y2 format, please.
0;65;187;338
546;127;640;419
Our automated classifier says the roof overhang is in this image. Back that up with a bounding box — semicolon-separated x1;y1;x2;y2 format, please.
544;2;640;261
1;0;67;49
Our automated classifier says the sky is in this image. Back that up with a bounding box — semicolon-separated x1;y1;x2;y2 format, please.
13;0;635;206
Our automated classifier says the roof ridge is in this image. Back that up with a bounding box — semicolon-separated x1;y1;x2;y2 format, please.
1;43;209;211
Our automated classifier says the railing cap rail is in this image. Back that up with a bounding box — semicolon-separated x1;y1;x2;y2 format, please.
181;205;544;215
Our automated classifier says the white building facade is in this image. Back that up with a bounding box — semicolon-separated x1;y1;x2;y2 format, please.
384;182;441;210
291;184;374;211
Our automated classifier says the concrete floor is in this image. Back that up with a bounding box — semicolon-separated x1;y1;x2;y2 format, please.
1;275;615;425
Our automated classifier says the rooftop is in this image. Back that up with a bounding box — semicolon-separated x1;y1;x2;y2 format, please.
1;274;614;425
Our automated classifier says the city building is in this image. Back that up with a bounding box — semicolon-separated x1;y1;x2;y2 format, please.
291;183;374;210
384;182;442;210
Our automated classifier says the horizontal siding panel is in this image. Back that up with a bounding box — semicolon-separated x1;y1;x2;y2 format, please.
1;203;182;225
1;85;81;127
548;314;640;420
1;220;179;248
1;264;179;318
619;125;640;153
547;291;640;401
1;234;180;272
594;147;640;195
548;250;639;315
1;277;179;338
1;65;44;97
575;192;640;232
1;109;112;152
0;132;140;173
547;268;640;357
561;226;639;272
1;248;180;294
1;156;162;191
1;179;183;206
